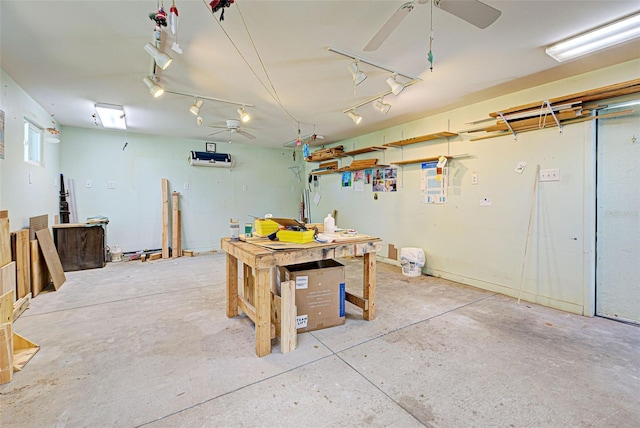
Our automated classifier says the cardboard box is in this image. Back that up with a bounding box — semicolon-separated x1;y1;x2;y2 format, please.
278;259;345;332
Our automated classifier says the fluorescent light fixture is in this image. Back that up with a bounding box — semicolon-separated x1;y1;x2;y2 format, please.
189;98;204;116
143;76;164;97
374;98;391;114
386;74;406;95
95;103;126;130
237;106;250;123
144;43;173;70
546;12;640;62
347;61;367;86
347;109;362;125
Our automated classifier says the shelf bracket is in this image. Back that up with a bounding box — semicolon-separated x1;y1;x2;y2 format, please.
540;100;563;134
497;112;517;141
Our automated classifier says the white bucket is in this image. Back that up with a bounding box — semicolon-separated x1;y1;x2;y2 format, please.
111;245;123;262
400;247;425;277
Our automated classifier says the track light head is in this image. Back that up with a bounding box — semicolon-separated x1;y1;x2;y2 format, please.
237;106;250;123
143;76;164;97
347;61;367;86
347;109;362;125
386;74;406;95
374;98;391;115
189;98;204;116
144;43;173;70
196;116;203;126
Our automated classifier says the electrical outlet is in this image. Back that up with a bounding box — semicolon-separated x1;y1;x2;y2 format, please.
540;168;560;182
85;180;92;188
471;172;479;185
108;181;116;189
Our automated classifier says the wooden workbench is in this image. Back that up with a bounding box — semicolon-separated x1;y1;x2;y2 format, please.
220;236;382;357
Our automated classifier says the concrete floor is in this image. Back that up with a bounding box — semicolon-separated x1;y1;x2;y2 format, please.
1;252;638;427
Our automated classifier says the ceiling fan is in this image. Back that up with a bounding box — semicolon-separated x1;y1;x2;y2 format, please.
208;119;256;140
363;0;502;51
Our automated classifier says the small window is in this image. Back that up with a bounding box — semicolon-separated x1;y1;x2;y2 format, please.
24;119;42;165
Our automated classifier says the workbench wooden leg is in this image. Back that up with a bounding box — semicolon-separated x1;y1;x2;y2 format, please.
254;268;272;357
280;280;297;353
363;252;376;320
243;264;254;306
226;253;239;318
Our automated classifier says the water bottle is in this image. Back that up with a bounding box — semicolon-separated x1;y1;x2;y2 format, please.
324;213;335;233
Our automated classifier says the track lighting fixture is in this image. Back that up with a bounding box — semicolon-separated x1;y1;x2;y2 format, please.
347;109;362;125
347;61;367;86
143;76;164;97
144;43;173;70
386;73;406;96
374;98;391;114
189;98;204;116
237;106;250;123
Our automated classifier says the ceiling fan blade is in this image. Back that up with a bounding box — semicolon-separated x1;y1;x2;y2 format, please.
434;0;501;29
206;129;226;137
363;1;415;51
237;129;256;140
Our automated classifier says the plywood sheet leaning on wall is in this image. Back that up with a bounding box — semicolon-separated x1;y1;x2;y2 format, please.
30;240;49;297
11;229;31;299
0;323;13;384
0;211;11;267
35;228;66;291
28;214;48;241
0;262;16;299
162;178;170;259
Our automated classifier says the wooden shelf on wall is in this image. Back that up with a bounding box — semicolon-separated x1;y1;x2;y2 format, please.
342;146;387;156
383;132;458;148
391;153;468;166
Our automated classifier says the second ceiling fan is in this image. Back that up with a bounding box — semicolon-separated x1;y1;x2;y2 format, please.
364;0;502;51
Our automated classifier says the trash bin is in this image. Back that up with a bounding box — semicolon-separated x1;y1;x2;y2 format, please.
400;247;425;277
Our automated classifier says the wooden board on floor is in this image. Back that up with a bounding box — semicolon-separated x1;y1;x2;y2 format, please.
35;229;66;291
12;331;39;372
0;211;10;267
30;240;49;297
11;229;31;299
0;262;16;299
13;293;30;321
28;214;48;241
161;179;170;259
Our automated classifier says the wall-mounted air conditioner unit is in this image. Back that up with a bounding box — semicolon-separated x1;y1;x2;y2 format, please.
189;151;232;168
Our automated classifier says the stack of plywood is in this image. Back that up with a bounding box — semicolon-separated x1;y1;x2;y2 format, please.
0;211;39;384
305;146;344;162
468;78;640;141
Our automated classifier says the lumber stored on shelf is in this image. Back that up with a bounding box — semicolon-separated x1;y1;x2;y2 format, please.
306;146;344;162
383;132;458;147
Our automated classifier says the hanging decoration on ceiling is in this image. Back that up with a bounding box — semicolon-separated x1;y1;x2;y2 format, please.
149;5;168;27
427;0;434;72
209;0;234;21
296;123;302;146
169;0;183;54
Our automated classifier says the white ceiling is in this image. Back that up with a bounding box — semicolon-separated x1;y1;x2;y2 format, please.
1;1;639;148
